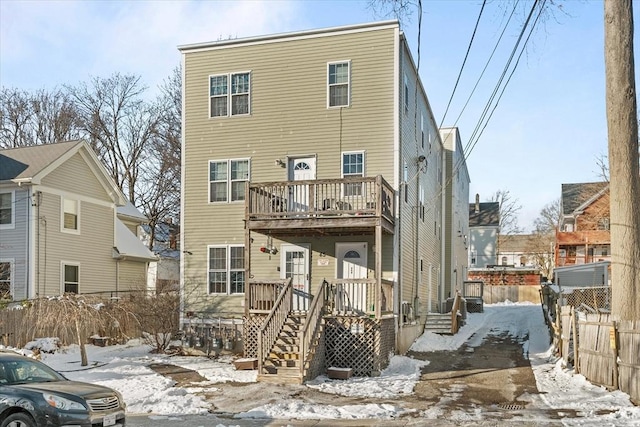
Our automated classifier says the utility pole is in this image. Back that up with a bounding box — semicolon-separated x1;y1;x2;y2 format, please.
604;0;640;320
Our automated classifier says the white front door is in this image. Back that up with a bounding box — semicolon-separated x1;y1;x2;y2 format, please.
336;242;368;313
288;157;316;212
281;244;310;311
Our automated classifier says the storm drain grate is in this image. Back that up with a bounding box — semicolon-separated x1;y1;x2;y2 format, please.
497;402;525;410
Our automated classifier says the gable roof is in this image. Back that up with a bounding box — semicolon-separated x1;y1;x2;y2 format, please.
0;141;126;206
561;182;608;216
469;202;500;227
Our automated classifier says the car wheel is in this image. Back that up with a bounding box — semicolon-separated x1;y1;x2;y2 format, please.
1;412;36;427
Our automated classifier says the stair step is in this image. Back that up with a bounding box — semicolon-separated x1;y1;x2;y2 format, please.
268;358;300;368
258;373;303;385
276;366;302;376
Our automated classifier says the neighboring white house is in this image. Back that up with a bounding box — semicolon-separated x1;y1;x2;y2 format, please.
468;195;499;269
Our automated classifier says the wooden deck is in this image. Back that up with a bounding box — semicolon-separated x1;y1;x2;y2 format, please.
245;175;395;236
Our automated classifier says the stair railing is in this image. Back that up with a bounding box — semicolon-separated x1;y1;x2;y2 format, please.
257;278;293;374
451;290;462;334
299;280;328;380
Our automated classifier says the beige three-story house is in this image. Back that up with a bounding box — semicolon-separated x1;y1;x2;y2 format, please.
179;21;466;383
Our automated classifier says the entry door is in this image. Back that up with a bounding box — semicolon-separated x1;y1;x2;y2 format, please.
288;157;316;212
281;244;310;311
336;243;368;313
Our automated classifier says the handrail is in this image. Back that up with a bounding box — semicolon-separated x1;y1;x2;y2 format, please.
299;280;328;379
257;278;292;374
450;291;462;334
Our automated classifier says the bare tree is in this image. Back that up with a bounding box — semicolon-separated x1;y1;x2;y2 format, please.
604;0;640;320
367;0;417;27
489;189;523;235
67;73;160;203
138;66;182;249
533;198;562;234
0;88;33;147
31;88;82;145
0;87;81;148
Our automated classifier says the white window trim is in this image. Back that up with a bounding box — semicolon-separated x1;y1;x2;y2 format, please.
61;261;80;294
327;60;351;109
208;71;252;118
60;197;80;235
0;191;15;230
207;244;245;295
208;158;251;204
0;258;13;297
341;150;365;198
341;150;365;179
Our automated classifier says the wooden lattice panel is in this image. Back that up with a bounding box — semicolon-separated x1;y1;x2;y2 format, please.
243;315;266;358
325;317;380;376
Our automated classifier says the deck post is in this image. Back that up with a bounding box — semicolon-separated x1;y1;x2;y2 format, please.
375;224;382;319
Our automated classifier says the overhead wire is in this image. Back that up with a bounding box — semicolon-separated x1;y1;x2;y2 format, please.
439;0;487;129
462;0;543;160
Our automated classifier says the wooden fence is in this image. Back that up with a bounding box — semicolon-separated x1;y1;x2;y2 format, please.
482;285;541;304
554;306;640;404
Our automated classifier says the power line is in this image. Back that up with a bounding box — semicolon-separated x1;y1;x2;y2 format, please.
439;0;487;129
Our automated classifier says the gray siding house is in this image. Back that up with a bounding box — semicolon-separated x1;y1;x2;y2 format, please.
179;21;467;382
0;141;156;300
468;196;500;268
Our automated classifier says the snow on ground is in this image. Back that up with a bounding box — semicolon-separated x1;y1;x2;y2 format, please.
4;301;638;425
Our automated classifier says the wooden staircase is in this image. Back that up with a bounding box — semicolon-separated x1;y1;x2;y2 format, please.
258;314;307;384
424;313;453;334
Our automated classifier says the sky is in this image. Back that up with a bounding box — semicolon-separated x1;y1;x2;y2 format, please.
8;303;639;426
1;0;633;232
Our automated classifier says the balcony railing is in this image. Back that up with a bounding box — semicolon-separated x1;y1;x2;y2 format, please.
556;255;612;266
247;175;395;227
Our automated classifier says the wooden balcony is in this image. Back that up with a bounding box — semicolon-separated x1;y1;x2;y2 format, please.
245;176;395;236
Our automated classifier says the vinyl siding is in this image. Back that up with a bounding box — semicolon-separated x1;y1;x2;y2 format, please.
397;41;443;317
0;188;30;300
117;260;147;291
42;153;113;204
36;192;116;296
182;26;398;315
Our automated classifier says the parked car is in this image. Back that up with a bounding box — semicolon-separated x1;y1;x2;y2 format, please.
0;352;125;427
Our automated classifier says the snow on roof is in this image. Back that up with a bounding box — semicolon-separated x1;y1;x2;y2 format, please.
117;201;148;222
114;219;157;261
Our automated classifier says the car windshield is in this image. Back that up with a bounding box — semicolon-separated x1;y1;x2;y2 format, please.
0;357;66;385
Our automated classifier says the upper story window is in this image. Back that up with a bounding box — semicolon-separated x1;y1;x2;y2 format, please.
63;263;79;294
62;198;80;234
0;260;11;299
342;151;364;196
209;159;250;203
210;72;251;118
208;245;244;295
328;61;350;107
0;192;14;229
598;217;610;230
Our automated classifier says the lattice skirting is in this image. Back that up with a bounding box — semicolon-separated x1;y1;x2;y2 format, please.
325;316;395;377
243;315;395;378
243;314;266;358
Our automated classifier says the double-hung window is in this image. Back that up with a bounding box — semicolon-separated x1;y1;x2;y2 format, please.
62;198;80;233
209;72;251;117
0;260;11;298
328;61;350;107
342;151;364;196
63;263;79;294
209;159;250;203
0;192;14;229
208;245;245;294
